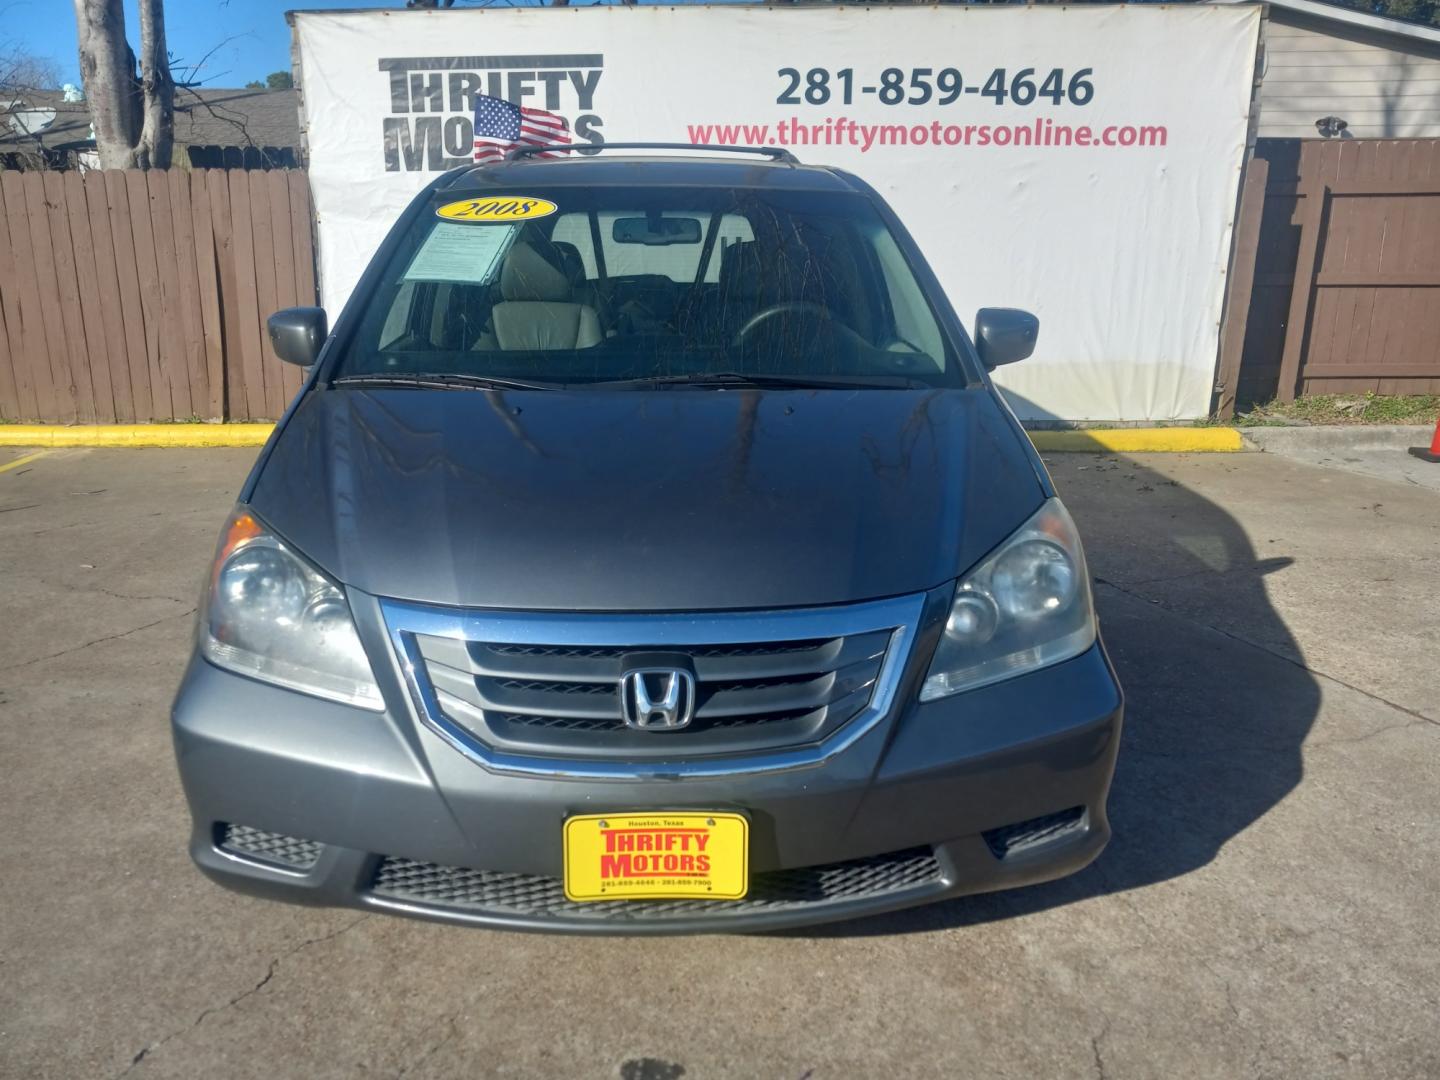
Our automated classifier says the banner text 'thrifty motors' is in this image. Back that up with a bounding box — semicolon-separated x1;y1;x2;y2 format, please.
378;54;606;172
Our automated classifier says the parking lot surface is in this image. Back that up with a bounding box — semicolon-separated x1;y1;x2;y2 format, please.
1;445;1437;1079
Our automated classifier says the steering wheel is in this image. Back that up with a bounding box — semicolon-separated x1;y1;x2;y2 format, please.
732;302;833;348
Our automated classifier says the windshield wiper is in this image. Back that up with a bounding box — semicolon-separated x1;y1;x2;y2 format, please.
589;371;926;390
333;372;563;392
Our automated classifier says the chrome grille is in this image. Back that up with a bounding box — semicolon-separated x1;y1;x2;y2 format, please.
415;629;891;754
489;640;830;659
380;593;927;778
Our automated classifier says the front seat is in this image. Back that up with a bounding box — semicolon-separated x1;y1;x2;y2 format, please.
484;241;602;350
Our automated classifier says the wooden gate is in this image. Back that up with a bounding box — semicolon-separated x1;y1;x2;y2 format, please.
1219;138;1440;414
0;169;317;423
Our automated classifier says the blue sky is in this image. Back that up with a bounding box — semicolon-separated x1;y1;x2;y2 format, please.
5;0;338;87
5;0;601;89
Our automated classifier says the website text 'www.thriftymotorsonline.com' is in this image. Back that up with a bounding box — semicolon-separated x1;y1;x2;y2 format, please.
686;117;1169;153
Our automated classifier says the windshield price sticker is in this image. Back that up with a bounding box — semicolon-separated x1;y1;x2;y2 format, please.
778;66;1095;108
402;221;517;283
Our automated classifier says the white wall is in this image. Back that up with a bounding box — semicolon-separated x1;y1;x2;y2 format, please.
1259;16;1440;138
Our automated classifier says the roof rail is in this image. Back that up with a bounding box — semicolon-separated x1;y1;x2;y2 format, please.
503;142;799;165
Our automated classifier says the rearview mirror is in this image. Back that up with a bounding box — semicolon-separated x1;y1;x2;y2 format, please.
612;216;702;245
974;308;1039;370
268;307;328;368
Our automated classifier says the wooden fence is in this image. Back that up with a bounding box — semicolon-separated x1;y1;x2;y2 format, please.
1218;138;1440;415
0;169;317;423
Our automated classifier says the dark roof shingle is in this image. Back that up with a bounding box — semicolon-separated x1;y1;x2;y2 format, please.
1;87;301;153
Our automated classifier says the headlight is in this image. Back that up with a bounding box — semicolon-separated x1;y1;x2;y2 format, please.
920;497;1096;702
200;508;383;710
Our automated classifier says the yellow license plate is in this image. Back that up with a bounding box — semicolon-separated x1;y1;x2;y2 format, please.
563;812;749;902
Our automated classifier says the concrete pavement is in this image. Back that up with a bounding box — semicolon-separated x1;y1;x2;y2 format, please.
0;447;1436;1079
1243;424;1440;493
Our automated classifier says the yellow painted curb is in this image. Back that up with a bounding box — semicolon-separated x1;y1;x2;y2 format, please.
0;424;1245;452
0;424;275;447
1029;428;1245;453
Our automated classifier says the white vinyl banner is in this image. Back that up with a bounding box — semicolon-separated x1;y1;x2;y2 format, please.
292;5;1260;421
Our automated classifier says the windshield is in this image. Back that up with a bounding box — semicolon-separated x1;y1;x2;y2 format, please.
336;185;960;387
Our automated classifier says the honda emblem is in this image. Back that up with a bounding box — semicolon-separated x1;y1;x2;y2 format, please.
620;668;696;731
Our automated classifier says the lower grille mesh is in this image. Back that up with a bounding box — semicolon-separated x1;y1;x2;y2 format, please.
982;807;1086;859
218;824;322;869
370;847;941;920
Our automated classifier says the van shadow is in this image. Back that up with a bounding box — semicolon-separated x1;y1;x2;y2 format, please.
798;392;1322;937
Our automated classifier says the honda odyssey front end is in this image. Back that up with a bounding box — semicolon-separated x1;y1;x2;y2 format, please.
171;147;1123;933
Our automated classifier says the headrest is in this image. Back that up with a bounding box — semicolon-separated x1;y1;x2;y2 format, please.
549;241;587;289
718;241;765;301
500;241;572;303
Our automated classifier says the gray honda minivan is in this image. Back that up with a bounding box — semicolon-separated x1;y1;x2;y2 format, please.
171;145;1123;933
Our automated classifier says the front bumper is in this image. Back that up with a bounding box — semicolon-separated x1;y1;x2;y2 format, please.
172;594;1123;934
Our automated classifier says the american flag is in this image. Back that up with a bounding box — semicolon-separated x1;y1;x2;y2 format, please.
473;94;571;162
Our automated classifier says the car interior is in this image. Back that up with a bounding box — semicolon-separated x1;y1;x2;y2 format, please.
351;197;952;383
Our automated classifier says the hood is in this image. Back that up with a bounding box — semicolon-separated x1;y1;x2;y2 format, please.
248;386;1043;612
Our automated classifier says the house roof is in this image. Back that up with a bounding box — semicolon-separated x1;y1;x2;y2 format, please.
1210;0;1440;49
0;87;301;153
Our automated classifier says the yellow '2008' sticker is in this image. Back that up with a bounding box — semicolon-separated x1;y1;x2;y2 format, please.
435;196;557;223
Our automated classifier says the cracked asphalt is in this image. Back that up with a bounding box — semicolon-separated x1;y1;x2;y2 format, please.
1;445;1437;1079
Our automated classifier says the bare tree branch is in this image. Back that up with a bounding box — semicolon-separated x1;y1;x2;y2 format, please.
1;16;65;169
174;83;261;150
169;35;243;88
0;49;61;92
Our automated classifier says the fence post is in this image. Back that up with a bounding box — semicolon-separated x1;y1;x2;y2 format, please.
1277;179;1330;403
1215;157;1269;420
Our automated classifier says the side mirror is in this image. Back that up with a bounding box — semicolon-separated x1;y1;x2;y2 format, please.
974;308;1039;370
267;307;328;368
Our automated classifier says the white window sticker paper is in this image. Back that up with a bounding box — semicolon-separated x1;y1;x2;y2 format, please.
402;222;517;284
